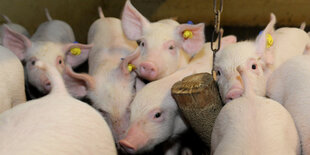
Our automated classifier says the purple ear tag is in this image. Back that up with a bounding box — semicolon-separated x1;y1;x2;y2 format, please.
187;21;194;25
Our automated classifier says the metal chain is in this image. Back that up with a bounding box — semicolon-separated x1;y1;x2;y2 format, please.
211;0;223;53
211;0;223;79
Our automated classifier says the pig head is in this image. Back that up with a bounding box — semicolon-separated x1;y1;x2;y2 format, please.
214;13;310;103
119;42;214;154
2;26;92;98
121;0;205;81
86;48;145;142
119;75;188;154
67;9;144;142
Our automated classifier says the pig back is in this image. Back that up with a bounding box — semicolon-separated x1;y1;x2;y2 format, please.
212;96;299;154
272;28;310;70
0;96;116;155
87;18;137;50
267;55;310;106
0;46;25;112
31;20;75;43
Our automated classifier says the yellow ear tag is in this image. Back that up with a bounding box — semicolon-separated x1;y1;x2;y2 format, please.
70;47;81;56
183;30;193;39
127;64;136;72
266;34;273;48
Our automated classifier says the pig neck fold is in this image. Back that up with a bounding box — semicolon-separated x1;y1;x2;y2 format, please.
178;49;192;69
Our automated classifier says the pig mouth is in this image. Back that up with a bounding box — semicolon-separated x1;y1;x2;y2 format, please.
119;141;136;154
225;87;244;103
25;81;47;99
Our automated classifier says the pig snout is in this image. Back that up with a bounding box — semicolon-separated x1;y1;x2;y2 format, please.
42;79;51;92
139;62;158;81
39;72;51;92
225;86;244;103
119;124;148;154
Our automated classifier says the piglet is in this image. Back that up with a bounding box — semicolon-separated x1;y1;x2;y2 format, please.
69;7;144;142
121;0;205;81
118;41;215;154
214;13;310;103
0;14;30;45
0;45;26;113
211;60;300;155
0;60;116;155
2;9;92;98
267;44;310;154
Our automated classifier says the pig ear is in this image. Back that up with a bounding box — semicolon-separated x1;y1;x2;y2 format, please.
64;43;93;68
119;49;141;75
135;78;145;92
2;25;31;60
63;65;95;98
175;23;205;55
121;0;150;40
220;35;237;49
255;13;276;59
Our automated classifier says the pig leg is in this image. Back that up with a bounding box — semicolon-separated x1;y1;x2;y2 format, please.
181;147;193;155
164;142;181;155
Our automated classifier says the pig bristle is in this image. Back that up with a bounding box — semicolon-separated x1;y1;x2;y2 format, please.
44;8;53;21
2;14;12;23
98;6;105;18
300;22;306;30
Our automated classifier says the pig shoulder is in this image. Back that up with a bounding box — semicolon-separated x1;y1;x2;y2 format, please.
272;27;310;68
267;55;310;105
0;46;25;113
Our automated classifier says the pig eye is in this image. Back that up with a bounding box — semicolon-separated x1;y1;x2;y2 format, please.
216;70;221;76
136;40;141;46
58;60;62;64
154;112;161;118
169;45;174;50
251;64;257;70
31;60;36;65
141;42;145;47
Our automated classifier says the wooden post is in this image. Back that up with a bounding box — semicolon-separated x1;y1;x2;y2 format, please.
171;72;223;147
